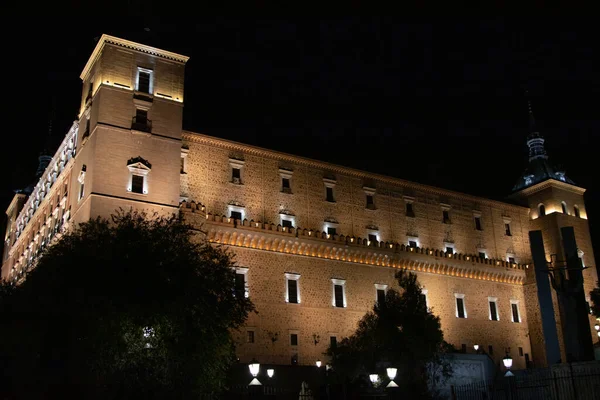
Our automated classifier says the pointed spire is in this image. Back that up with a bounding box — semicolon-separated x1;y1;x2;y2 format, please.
525;91;547;161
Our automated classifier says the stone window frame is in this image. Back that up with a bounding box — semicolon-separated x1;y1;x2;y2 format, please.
323;178;337;202
229;158;245;185
285;273;301;304
180;148;189;174
503;216;512;236
135;66;154;94
477;248;488;260
506;252;516;264
538;203;546;217
364;186;376;210
127;161;151;195
441;203;452;224
374;283;388;302
228;204;245;222
246;327;256;344
421;288;429;309
366;227;379;245
331;278;347;308
77;165;86;202
279;168;293;194
234;266;249;298
510;299;521;323
444;242;456;255
324;220;339;238
488;296;500;321
289;329;300;347
561;201;568;214
407;235;420;248
574;205;581;218
280;213;295;229
455;293;467;318
473;210;483;231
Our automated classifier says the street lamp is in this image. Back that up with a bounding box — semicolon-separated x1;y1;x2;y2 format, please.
316;360;322;368
386;367;398;388
369;374;379;385
595;324;599;332
267;368;275;378
473;344;479;352
503;353;514;377
248;360;262;386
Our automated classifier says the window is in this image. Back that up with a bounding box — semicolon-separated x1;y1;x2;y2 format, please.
538;204;546;217
326;187;335;202
518;347;523;356
574;205;580;218
488;345;494;355
421;289;429;309
461;344;467;353
330;336;337;349
561;201;568;214
479;251;486;259
332;279;346;308
180;148;188;174
474;216;482;231
376;289;386;304
455;294;466;318
131;175;144;194
282;178;291;192
77;165;86;202
234;267;249;298
446;246;454;255
136;68;152;93
285;273;300;304
406;202;415;217
508;257;515;264
232;168;241;183
366;194;375;208
327;226;337;236
375;284;387;304
290;333;298;346
324;178;336;202
368;233;377;243
442;210;451;224
489;297;499;321
409;240;417;248
505;223;512;236
230;210;242;221
511;300;521;323
282;219;293;228
247;330;255;343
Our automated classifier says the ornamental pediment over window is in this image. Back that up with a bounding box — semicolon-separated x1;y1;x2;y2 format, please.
127;156;152;174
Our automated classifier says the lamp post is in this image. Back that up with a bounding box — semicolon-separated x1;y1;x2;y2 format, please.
267;368;274;379
503;353;514;377
316;360;322;368
248;360;262;386
386;367;398;388
473;344;479;352
369;374;379;386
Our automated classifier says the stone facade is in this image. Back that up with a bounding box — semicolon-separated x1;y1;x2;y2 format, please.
2;35;597;372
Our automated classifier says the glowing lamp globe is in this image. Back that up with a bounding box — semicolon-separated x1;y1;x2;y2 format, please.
386;368;397;380
369;374;379;384
473;344;479;351
267;369;274;378
502;355;513;369
595;324;600;331
316;360;322;368
249;362;260;377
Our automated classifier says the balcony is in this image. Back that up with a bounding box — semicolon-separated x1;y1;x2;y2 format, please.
131;116;152;133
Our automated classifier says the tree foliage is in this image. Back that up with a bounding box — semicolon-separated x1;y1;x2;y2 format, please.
0;210;255;399
590;283;600;318
327;270;452;398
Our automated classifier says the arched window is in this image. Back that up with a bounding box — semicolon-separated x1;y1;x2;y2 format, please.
538;204;546;217
561;201;568;214
574;205;580;218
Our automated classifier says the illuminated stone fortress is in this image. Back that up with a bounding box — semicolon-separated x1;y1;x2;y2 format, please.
2;35;597;370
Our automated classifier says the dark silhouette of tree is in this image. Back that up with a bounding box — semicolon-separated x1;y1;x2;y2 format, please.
590;282;600;318
327;270;452;398
0;210;255;399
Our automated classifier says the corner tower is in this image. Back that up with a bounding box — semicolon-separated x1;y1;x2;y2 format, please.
73;35;189;223
512;98;597;365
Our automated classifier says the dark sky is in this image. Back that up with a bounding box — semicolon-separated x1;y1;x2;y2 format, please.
2;19;599;266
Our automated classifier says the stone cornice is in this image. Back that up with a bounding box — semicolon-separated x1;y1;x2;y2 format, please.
180;203;527;286
80;34;190;80
182;131;528;213
512;178;586;197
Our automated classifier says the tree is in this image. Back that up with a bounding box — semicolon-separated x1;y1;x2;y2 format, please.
590;283;600;318
0;210;255;399
327;270;452;398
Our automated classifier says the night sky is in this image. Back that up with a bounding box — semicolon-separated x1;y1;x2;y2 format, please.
2;19;598;266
